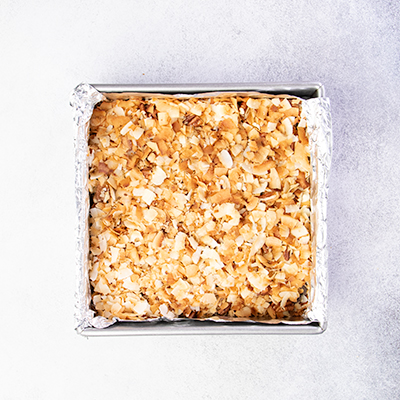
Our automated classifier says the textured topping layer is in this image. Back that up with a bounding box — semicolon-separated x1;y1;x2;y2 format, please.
88;94;311;321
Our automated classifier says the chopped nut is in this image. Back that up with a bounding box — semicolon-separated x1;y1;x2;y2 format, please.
183;113;202;126
97;162;113;175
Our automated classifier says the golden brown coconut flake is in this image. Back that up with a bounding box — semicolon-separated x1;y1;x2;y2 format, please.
88;94;312;321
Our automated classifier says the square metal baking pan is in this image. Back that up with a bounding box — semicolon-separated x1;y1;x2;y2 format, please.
78;82;327;336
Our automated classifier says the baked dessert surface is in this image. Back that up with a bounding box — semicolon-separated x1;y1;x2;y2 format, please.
88;94;312;320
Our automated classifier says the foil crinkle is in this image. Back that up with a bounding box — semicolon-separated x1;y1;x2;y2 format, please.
71;83;332;334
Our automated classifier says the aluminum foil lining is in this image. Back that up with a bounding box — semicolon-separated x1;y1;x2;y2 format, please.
71;83;332;333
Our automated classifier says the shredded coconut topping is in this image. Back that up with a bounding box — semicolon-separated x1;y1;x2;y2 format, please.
88;94;311;320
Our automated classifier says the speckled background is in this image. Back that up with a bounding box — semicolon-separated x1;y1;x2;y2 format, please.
1;1;399;399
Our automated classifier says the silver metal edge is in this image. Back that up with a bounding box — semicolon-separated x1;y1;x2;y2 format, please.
79;82;326;336
80;321;324;336
92;82;324;99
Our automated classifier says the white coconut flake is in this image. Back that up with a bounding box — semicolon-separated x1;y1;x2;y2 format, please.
201;236;219;248
90;208;106;218
173;193;187;210
89;262;99;281
155;279;163;289
201;293;217;305
241;162;254;175
198;161;210;175
298;117;307;128
94;278;111;295
117;268;133;280
133;187;145;197
299;236;310;244
249;234;266;258
158;304;169;317
120;121;133;135
282;117;293;136
114;106;125;116
271;97;281;107
189;236;198;249
98;233;107;253
291;223;309;238
145;255;157;265
122;278;140;291
282;263;298;275
130;231;143;245
211;104;230;121
247;274;265;292
174;232;187;252
169;251;179;260
111;303;122;314
280;98;292;111
143;207;158;223
133;300;149;315
218;149;233;169
266;121;277;133
150;166;167;186
110;247;120;263
132;127;144;140
192;246;202;263
285;204;300;214
142;188;156;206
246;98;261;109
235;235;244;247
201;246;221;261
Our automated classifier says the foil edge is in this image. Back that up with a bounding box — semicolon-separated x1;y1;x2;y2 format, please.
71;84;116;332
73;86;332;332
303;97;333;330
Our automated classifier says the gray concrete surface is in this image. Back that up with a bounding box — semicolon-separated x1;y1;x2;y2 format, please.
0;1;399;399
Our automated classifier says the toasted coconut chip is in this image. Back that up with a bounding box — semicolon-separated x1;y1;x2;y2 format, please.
291;223;309;238
120;121;133;135
157;112;170;126
201;293;217;305
142;189;156;206
268;168;281;189
294;142;310;172
281;215;298;229
209;189;231;204
114;106;125;116
218;149;233;169
174;232;187;252
88;94;311;321
143;207;158;223
285;204;300;214
132;127;144;140
117;268;133;280
151;166;167;186
282;117;293;137
155;100;180;119
249;234;266;258
133;300;150;315
265;236;281;247
254;160;275;175
153;231;164;248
